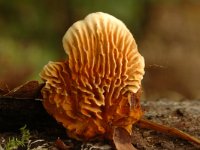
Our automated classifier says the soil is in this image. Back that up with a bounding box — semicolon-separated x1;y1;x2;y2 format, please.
0;99;200;150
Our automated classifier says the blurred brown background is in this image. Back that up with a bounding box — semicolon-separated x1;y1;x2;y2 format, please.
0;0;200;100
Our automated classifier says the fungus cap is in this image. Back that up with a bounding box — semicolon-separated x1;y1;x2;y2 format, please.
40;12;145;140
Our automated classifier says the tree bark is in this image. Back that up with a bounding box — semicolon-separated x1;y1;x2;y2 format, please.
0;97;63;132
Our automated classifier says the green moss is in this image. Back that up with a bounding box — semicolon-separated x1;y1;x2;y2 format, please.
4;125;30;150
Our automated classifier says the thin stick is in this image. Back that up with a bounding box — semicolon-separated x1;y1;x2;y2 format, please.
137;118;200;145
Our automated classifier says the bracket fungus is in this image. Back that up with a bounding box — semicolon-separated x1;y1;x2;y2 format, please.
40;12;200;146
40;12;145;140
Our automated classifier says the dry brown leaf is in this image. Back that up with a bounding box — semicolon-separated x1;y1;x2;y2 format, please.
113;127;137;150
137;118;200;145
4;80;44;98
0;80;9;95
55;138;72;150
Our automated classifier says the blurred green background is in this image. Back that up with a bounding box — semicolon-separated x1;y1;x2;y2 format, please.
0;0;200;100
